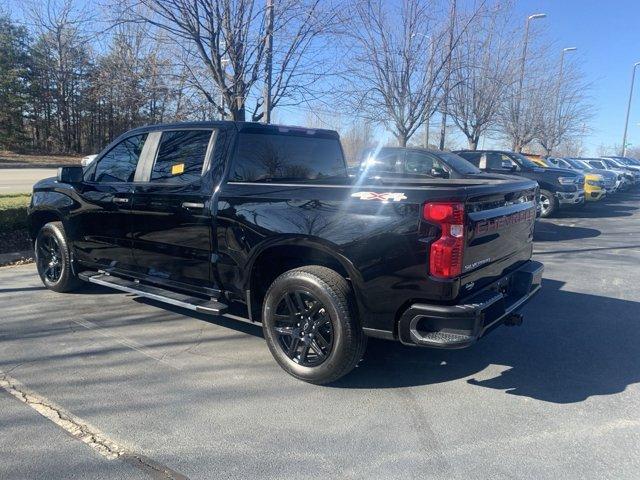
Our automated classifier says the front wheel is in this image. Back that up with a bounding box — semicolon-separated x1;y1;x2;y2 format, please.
35;221;82;293
538;190;558;218
262;266;367;384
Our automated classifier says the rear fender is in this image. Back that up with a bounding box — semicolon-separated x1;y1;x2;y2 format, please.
245;235;368;321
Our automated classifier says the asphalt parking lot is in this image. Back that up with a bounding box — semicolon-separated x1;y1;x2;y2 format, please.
1;191;639;479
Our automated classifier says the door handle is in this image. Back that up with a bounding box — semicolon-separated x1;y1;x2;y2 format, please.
182;202;205;210
112;197;129;204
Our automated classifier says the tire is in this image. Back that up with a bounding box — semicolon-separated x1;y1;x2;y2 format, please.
538;189;558;218
262;266;367;384
35;221;83;293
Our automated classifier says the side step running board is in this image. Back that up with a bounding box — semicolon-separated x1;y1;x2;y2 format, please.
79;271;228;315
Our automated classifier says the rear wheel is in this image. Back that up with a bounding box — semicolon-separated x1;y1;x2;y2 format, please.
538;190;557;218
262;266;366;384
35;222;82;293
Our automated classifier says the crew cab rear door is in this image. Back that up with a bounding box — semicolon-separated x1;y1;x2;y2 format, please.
129;128;219;293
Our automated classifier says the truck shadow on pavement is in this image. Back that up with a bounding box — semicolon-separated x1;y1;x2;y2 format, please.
533;221;601;242
333;278;640;403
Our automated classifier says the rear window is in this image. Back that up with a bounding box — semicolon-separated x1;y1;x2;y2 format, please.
151;130;213;184
230;131;346;182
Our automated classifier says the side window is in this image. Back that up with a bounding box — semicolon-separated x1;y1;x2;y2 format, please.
94;134;147;183
230;131;346;182
485;153;504;169
150;130;214;184
362;149;402;174
501;154;518;169
405;152;444;175
461;152;481;166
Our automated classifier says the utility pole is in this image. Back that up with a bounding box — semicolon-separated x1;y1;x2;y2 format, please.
263;0;274;123
439;0;456;150
622;62;640;156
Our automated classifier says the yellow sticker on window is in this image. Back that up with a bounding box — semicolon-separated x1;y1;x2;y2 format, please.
171;163;185;175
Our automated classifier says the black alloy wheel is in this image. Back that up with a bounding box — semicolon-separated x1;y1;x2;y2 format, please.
35;221;83;292
262;266;367;384
272;290;334;367
37;234;63;282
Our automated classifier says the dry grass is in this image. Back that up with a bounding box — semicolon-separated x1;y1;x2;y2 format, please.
0;150;82;167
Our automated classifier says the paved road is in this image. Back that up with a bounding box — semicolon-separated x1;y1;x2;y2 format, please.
0;169;57;194
1;191;639;479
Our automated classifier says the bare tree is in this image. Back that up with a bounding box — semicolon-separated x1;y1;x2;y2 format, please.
341;0;445;147
447;3;516;149
342;0;484;147
536;62;593;155
117;0;335;122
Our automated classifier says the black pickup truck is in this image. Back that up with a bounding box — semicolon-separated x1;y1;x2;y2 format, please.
28;121;543;384
455;150;585;217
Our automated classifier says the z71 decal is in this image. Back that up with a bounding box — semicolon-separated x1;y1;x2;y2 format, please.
351;192;407;202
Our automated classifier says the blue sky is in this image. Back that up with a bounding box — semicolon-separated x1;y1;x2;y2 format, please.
512;0;640;154
5;0;640;155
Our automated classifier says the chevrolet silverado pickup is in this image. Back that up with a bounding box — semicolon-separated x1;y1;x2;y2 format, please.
28;121;543;384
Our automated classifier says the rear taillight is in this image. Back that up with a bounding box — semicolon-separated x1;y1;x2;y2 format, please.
423;202;465;278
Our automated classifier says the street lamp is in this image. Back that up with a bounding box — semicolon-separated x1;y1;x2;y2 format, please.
554;47;577;135
622;61;640;156
515;13;546;150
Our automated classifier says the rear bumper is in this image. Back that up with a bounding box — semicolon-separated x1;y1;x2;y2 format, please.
397;261;544;348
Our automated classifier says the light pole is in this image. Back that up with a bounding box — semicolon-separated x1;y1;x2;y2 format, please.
514;13;546;151
622;61;640;156
553;47;577;140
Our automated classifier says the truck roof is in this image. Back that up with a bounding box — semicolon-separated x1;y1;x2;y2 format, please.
124;121;340;138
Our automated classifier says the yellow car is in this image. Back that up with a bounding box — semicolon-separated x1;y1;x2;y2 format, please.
584;173;606;201
527;157;605;201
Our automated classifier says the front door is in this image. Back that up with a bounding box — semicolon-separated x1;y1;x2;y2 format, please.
71;133;149;272
130;129;217;292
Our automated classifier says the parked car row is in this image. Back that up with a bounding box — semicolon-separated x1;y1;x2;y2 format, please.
355;148;640;219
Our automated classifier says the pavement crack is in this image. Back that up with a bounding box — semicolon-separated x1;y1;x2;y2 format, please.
0;370;189;479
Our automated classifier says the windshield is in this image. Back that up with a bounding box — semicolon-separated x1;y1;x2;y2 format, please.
438;152;481;174
604;158;623;168
565;159;585;170
510;152;540;169
573;159;593;170
616;157;640;166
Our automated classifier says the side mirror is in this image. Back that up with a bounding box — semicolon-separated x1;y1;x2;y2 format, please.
57;166;84;184
431;167;449;178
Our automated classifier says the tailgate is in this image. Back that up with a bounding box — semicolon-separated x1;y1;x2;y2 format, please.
463;188;536;275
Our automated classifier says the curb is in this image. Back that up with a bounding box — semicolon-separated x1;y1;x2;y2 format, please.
0;163;72;169
0;250;34;266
